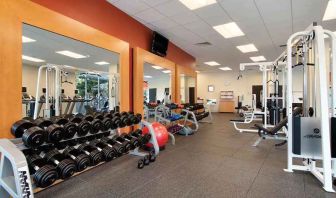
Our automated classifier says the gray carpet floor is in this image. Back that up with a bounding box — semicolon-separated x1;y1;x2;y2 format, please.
36;113;336;198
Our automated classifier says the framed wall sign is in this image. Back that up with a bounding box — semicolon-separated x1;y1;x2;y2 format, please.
208;85;214;92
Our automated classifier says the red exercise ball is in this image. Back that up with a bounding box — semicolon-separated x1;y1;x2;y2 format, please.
142;122;169;149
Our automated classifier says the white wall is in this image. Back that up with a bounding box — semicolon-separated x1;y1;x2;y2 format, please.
197;69;304;112
145;75;171;102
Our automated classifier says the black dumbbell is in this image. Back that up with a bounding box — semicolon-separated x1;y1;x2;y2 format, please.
43;149;76;179
77;143;103;166
33;118;65;143
100;137;125;156
135;113;142;124
119;112;131;127
112;135;132;152
82;115;103;134
94;113;113;131
69;117;91;137
111;115;121;129
52;117;78;139
138;130;152;145
120;133;140;149
138;159;145;169
26;154;58;188
143;155;150;165
131;129;151;145
129;129;145;146
104;112;112;119
11;119;45;148
63;146;90;171
149;149;156;162
127;112;142;125
127;112;138;125
89;140;117;161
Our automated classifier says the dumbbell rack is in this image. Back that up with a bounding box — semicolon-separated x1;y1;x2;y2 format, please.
154;105;184;139
0;120;159;198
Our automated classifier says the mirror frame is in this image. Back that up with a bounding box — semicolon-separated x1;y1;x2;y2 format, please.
0;0;130;138
176;65;197;104
133;47;176;116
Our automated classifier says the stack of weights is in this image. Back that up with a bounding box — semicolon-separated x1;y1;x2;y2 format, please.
167;125;183;134
26;154;58;188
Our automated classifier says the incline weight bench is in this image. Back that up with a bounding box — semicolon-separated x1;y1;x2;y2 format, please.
253;107;302;146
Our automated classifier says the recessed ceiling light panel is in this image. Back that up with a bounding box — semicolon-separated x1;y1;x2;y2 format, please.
152;65;163;70
204;61;220;66
250;56;266;62
219;67;232;71
236;44;258;53
22;55;45;62
22;36;36;43
56;50;87;59
144;75;153;78
323;0;336;21
179;0;217;10
213;22;245;38
162;70;171;73
95;61;110;65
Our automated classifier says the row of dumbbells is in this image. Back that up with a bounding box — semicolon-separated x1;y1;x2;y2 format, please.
11;111;142;148
193;111;210;121
25;129;152;188
167;124;184;134
180;111;209;121
183;104;205;112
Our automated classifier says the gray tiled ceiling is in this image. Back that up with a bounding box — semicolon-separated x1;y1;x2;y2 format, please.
108;0;335;72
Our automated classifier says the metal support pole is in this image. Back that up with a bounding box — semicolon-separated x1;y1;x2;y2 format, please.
324;29;336;177
85;74;88;106
34;66;47;119
97;75;100;110
262;66;267;127
55;66;61;116
285;31;309;173
314;25;333;192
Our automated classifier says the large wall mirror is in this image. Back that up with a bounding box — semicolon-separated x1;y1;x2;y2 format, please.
22;24;120;119
0;0;129;138
134;47;176;117
144;62;172;104
176;65;197;105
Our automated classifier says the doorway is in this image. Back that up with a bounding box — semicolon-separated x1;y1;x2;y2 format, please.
189;87;195;104
252;85;262;108
149;88;157;103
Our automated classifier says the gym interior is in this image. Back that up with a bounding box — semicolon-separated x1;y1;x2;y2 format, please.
0;0;336;197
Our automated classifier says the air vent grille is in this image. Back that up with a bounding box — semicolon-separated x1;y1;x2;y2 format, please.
194;42;212;46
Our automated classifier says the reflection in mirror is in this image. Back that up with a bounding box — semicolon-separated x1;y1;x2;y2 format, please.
21;24;119;118
180;74;196;104
143;62;171;120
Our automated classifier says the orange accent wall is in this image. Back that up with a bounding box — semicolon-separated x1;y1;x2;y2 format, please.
31;0;196;67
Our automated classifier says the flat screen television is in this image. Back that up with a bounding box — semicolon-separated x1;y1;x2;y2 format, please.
151;31;169;57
